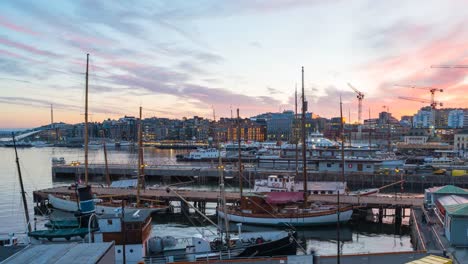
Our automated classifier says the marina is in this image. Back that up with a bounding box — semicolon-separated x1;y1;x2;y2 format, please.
1;2;468;263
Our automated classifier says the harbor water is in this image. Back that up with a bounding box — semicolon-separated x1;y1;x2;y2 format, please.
0;147;414;255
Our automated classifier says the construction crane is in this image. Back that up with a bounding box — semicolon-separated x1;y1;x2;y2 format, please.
398;96;443;109
394;84;443;110
431;65;468;69
347;83;364;124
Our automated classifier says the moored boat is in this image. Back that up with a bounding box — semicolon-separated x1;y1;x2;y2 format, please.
218;192;353;226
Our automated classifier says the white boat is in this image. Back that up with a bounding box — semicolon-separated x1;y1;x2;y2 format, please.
32;141;54;147
115;141;135;147
48;192;167;215
218;208;353;226
177;148;226;160
253;175;346;195
306;131;339;148
281;131;338;150
348;188;379;196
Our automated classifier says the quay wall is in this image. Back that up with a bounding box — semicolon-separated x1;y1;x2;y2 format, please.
52;164;468;191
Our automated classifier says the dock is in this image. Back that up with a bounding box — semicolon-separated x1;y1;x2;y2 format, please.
33;186;423;207
52;163;468;191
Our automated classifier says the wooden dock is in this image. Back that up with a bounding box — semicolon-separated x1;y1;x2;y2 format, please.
33;186;423;207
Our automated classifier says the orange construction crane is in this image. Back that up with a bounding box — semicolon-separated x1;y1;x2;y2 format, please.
394;84;443;110
347;83;364;124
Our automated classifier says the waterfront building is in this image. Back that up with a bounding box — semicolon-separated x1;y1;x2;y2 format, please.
216;117;266;142
254;111;295;141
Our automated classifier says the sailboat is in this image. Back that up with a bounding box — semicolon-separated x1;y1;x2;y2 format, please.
217;67;353;226
153;109;296;261
47;54;168;214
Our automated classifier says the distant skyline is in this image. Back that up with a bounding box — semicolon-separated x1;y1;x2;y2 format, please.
0;0;467;128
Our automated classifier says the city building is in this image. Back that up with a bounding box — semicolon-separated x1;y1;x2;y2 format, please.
448;109;465;128
454;130;468;157
413;107;433;128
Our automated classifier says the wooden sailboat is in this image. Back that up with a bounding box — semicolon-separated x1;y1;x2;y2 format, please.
47;54;168;214
217;67;353;226
155;109;296;261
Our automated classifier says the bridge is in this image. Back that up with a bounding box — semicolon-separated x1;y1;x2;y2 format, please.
0;129;44;142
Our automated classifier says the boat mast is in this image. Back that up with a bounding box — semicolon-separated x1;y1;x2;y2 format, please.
295;84;299;178
348;109;352;147
214;108;230;246
50;104;54;144
301;67;308;203
84;53;89;185
102;134;111;187
338;96;344;264
237;108;243;198
12;133;32;233
368;108;372;150
137;106;143;206
139;107;145;189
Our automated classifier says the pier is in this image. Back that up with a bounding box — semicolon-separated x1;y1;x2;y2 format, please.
33;186;423;207
52;163;468;191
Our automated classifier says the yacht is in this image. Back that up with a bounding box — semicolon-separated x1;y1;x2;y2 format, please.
281;131;338;150
176;148;225;161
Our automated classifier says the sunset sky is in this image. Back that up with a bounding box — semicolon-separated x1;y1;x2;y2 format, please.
0;0;467;128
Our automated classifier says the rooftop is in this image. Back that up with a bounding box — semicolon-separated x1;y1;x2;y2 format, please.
433;185;468;195
445;203;468;217
2;242;114;264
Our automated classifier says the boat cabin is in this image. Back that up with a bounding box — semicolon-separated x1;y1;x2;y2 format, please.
94;210;152;263
254;175;295;192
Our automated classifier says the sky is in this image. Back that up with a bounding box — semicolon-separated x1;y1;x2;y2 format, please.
0;0;467;128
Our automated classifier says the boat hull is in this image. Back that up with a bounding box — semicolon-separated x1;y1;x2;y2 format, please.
218;208;353;226
48;194;166;214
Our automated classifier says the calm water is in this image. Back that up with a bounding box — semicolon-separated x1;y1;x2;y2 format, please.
0;147;414;255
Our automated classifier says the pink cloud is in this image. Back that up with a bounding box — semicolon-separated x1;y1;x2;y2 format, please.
0;16;39;36
355;22;468;119
0;36;58;57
